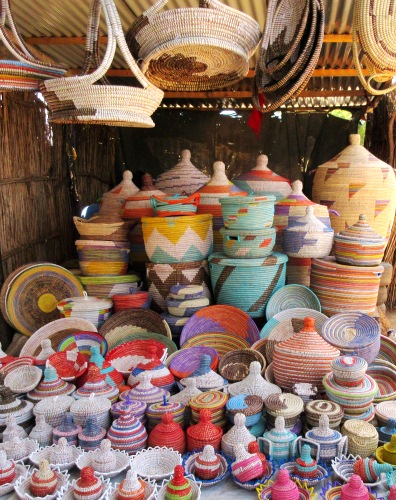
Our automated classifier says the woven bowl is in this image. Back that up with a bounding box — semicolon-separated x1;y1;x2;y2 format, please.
0;438;39;463
331;454;386;487
57;331;108;358
29;444;83;471
47;351;88;381
130;447;182;481
218;349;266;382
4;365;42;393
14;469;69;500
0;463;28;497
265;284;321;320
167;346;219;379
75;448;130;478
260;307;328;339
279;461;330;487
367;359;396;402
181;332;250;357
183;452;229;487
377;335;396;365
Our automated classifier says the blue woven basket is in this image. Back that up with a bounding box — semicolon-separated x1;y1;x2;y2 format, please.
220;227;276;259
265;284;321;320
208;252;288;318
220;195;276;230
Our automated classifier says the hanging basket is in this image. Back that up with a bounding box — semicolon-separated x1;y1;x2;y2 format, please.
126;0;261;92
40;0;163;127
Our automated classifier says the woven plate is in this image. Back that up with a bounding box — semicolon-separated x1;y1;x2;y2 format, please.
377;335;396;365
260;308;328;339
265;284;321;320
57;331;108;357
180;305;260;346
167;346;219;379
99;309;172;350
322;312;380;348
19;318;98;357
181;332;250;357
2;263;84;336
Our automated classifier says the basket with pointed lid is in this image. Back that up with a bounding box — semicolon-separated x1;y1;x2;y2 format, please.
233;154;292;201
231;442;265;483
125;372;170;405
168;378;202;405
70;394;112;430
74;365;119;403
334;214;386;266
154;150;209;196
53;412;82;446
228;361;281;399
123;173;167;219
258;468;312;500
33;395;74;428
146;396;185;431
221;413;255;458
313;134;396;240
341;420;378;458
99;171;139;217
107;405;148;454
186;408;223;452
79;345;124;388
78;415;106;451
27;366;75;402
90;439;117;473
193;445;221;480
128;344;175;392
117;468;146;500
49;437;75;466
112;395;147;424
274;180;332;247
0;386;34;436
305;415;347;463
353;457;392;483
36;339;56;361
292;444;319;480
147;412;186;454
341;474;371;500
180;354;225;391
273;317;340;391
259;416;297;462
30;459;58;497
73;465;104;500
29;414;53;448
0;449;15;485
3;414;27;442
164;465;192;500
282;206;334;259
196;161;248;251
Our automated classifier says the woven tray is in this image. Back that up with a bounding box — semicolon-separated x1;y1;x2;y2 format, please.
1;262;84;336
99;309;172;350
376;335;396;365
57;331;108;357
181;331;250;355
20;318;98;357
260;307;328;339
180;305;260;346
265;284;321;320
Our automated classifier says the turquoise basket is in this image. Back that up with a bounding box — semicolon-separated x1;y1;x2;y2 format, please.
208;252;288;318
220;195;276;230
220;227;276;258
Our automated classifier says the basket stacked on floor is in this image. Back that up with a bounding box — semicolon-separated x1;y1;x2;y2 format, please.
209;193;287;318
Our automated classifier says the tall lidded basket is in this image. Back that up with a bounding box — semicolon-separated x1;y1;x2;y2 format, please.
312;134;396;240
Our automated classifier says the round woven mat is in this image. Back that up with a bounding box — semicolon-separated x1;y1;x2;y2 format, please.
2;263;84;336
99;309;172;350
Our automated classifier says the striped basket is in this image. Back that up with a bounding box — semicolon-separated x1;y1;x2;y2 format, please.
73;216;133;242
220;227;276;259
208;252;288;318
310;258;384;316
78;274;142;298
220;195;275;231
99;171;139;217
128;222;148;266
76;240;131;276
142;214;213;264
146;260;212;313
151;193;200;217
122;173;166;220
286;257;312;287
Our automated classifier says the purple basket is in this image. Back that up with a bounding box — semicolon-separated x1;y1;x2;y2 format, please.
169;346;219;379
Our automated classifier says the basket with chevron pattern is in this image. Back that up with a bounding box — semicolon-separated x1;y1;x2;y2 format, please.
208;252;288;318
142;215;213;264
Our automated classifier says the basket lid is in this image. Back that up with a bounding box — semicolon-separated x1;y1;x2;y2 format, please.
70;395;111;414
235;155;291;185
335;214;386;243
57;292;112;312
124;174;166;204
101;171;139;201
284;206;333;233
264;416;297;443
196;162;248;197
155;150;210;196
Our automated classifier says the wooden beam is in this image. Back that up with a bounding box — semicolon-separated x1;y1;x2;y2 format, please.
25;33;353;46
163;89;366;99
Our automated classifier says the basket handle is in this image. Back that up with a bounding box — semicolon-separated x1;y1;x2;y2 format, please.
143;0;168;19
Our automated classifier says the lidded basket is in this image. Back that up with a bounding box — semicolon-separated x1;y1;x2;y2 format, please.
30;459;58;497
155;149;209;195
122;173;166;219
273;317;340;391
73;466;104;500
312;134;396;240
147;411;186;454
233;154;291;200
334;214;386;266
99;171;139;217
221;413;255;458
304;414;348;463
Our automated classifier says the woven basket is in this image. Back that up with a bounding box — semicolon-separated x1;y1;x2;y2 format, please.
183;449;229;487
167;346;219;379
0;0;66;92
57;331;108;358
157;473;202;500
130;447;182;481
121;173;166;220
146;260;212;313
142;214;213;264
73;215;133;242
221;413;255;458
14;469;68;500
220;227;276;259
126;0;261;92
29;442;83;472
75;446;130;478
76;239;131;276
40;0;163;127
310;258;383;317
286;257;312;287
226;394;263;427
181;331;250;355
218;349;266;382
341;420;378;458
47;351;88;382
305;400;344;429
366;359;396;402
151;193;200;217
78;274;142;299
208;252;288;319
33;395;75;428
99;171;139;217
112;291;151;312
220;195;275;231
4;365;42;393
265;284;321;321
187;408;224;452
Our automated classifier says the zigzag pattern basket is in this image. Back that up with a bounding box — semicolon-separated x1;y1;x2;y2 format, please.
142;215;213;263
208;252;288;318
146;260;213;313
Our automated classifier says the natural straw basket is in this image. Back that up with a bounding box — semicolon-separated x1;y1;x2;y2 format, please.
40;0;163;127
0;0;66;92
75;240;131;276
218;349;266;382
126;0;261;92
130;447;182;481
73;216;133;242
4;365;42;393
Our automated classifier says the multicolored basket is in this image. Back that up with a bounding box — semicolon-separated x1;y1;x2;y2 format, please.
181;331;250;356
99;171;139;217
226;394;263;427
151;193;200;217
146;260;212;313
47;351;88;382
75;240;131;276
57;332;108;358
260;307;328;339
167;346;219;379
208;252;288;318
189;393;228;427
220;195;275;231
57;293;113;330
233;154;291;201
77;274;142;298
310;258;383;316
112;291;151;312
366;359;396;402
286;257;312;287
122;173;166;219
220;227;276;259
142;214;213;264
321;312;381;364
147;412;186;454
265;284;321;320
73;215;133;242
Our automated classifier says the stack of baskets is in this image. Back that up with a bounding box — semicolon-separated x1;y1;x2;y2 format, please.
208;194;288;318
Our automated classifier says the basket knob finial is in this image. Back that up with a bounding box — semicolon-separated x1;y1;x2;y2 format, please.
200;408;212;423
255;154;269;170
302;317;316;332
358;214;367;222
275;416;285;431
349;134;361;146
291;180;303;194
162;411;174;424
123;170;133;181
234;413;246;427
181;149;191;161
249;361;261;375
